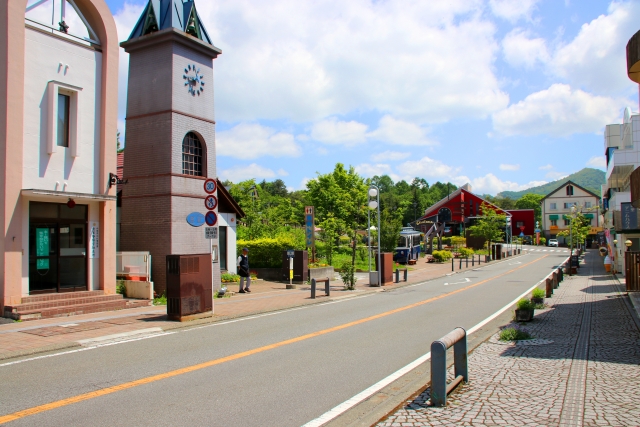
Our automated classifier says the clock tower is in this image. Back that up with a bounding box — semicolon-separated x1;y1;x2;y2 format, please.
120;0;222;295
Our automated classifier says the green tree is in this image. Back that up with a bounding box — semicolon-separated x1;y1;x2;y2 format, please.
515;193;544;224
468;202;507;250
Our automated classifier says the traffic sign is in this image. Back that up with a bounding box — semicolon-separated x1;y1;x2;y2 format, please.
204;195;218;210
204;178;217;194
535;228;541;233
205;227;218;239
287;250;295;258
205;211;218;226
186;212;205;227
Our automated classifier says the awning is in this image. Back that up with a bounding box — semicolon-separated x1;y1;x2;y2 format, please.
549;215;559;220
22;189;116;202
584;214;594;219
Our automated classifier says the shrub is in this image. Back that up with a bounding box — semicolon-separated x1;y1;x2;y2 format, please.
221;273;240;283
237;236;302;268
531;288;545;299
432;250;453;262
441;237;452;246
499;325;532;341
153;292;167;306
458;247;474;258
116;280;126;297
539;237;547;246
338;260;357;290
516;298;534;311
451;236;466;248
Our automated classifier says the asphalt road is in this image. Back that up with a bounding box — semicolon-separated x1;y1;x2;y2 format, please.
0;248;567;427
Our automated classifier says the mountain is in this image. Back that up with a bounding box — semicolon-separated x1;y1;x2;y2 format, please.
497;168;606;200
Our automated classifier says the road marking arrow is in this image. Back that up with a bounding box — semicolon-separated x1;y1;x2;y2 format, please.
444;277;471;286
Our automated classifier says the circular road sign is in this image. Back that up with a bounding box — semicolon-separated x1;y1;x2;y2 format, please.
204;195;218;210
205;211;218;226
204;178;217;194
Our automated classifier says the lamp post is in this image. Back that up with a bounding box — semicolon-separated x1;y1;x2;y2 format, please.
368;185;381;287
568;205;577;276
626;239;633;251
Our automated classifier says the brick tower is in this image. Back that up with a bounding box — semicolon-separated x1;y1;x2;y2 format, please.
120;0;221;294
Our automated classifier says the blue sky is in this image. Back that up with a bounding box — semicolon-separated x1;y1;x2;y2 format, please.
103;0;640;194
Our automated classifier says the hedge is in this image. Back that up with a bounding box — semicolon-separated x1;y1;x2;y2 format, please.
237;236;303;268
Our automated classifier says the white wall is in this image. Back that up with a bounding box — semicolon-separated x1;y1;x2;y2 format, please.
218;213;237;274
23;27;102;194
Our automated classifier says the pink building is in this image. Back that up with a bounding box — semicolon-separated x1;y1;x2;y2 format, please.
1;0;119;319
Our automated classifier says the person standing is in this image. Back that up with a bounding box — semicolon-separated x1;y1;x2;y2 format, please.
237;247;251;293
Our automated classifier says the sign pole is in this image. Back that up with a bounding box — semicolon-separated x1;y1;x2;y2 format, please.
305;206;315;263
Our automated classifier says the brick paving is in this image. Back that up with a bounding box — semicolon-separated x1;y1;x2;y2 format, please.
377;250;640;427
0;253;503;360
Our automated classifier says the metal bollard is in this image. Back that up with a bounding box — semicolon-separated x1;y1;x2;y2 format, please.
459;258;462;269
466;257;468;268
430;327;468;407
311;278;317;299
472;256;474;267
452;258;454;271
546;278;552;298
311;278;330;299
395;269;399;283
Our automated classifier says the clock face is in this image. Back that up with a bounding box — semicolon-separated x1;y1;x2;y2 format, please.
183;64;205;96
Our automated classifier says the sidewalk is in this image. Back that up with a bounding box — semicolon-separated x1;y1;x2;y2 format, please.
377;250;640;427
0;253;510;361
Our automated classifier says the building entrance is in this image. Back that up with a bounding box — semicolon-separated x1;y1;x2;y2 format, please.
29;202;88;294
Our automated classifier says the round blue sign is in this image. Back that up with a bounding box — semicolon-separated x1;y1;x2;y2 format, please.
186;212;205;227
205;211;218;226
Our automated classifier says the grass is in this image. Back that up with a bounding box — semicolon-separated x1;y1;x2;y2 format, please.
499;325;532;341
153;293;167;306
531;288;546;299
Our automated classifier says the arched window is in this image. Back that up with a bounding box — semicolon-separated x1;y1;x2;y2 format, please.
566;185;574;196
182;132;203;176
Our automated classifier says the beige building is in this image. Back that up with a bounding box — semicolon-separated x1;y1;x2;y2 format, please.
541;181;601;245
1;0;119;318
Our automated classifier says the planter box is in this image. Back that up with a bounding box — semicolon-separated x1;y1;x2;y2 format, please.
515;309;534;322
531;297;544;305
123;280;154;300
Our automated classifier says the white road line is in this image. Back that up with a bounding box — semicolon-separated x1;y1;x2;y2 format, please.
301;266;562;427
444;278;471;286
76;328;164;346
0;331;175;368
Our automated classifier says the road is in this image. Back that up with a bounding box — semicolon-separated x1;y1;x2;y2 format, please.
0;248;567;427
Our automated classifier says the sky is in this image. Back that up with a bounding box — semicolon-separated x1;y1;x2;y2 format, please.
99;0;640;194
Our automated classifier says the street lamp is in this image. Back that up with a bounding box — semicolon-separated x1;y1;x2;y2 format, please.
626;239;632;251
368;185;381;287
568;205;577;276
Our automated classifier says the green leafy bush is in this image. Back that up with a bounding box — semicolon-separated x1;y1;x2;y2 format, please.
237;236;302;268
116;280;126;297
221;273;240;282
432;250;453;262
516;298;534;311
539;237;546;246
153;292;167;306
458;247;474;258
499;326;532;341
441;237;452;246
451;236;466;248
531;288;545;299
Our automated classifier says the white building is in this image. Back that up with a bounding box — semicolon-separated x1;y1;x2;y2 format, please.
541;181;600;246
601;107;640;274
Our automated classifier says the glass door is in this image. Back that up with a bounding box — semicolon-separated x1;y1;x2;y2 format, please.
29;224;59;293
59;223;87;291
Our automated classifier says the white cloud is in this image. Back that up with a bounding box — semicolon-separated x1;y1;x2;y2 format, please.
277;168;289;176
219;163;278;182
546;171;568;180
454;173;546;195
492;84;622;137
300;177;310;190
310;118;368;145
371;151;411;162
550;1;640;95
398;156;456;178
489;0;539;23
354;163;400;181
114;0;507;125
499;163;520;171
367;116;437;146
539;164;553;170
216;123;302;159
587;156;606;169
502;29;549;68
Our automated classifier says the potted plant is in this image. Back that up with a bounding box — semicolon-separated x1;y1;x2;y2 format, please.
515;298;534;322
531;288;545;305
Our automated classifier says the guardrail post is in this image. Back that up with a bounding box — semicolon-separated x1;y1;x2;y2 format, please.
311;278;317;299
466;257;468;268
452;258;454;271
430;327;467;407
395;269;399;283
430;340;447;407
459;258;462;270
325;278;330;296
404;268;408;282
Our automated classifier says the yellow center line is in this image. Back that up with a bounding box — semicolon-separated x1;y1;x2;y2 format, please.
0;255;547;424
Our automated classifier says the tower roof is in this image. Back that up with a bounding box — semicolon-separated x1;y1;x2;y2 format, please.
128;0;214;45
